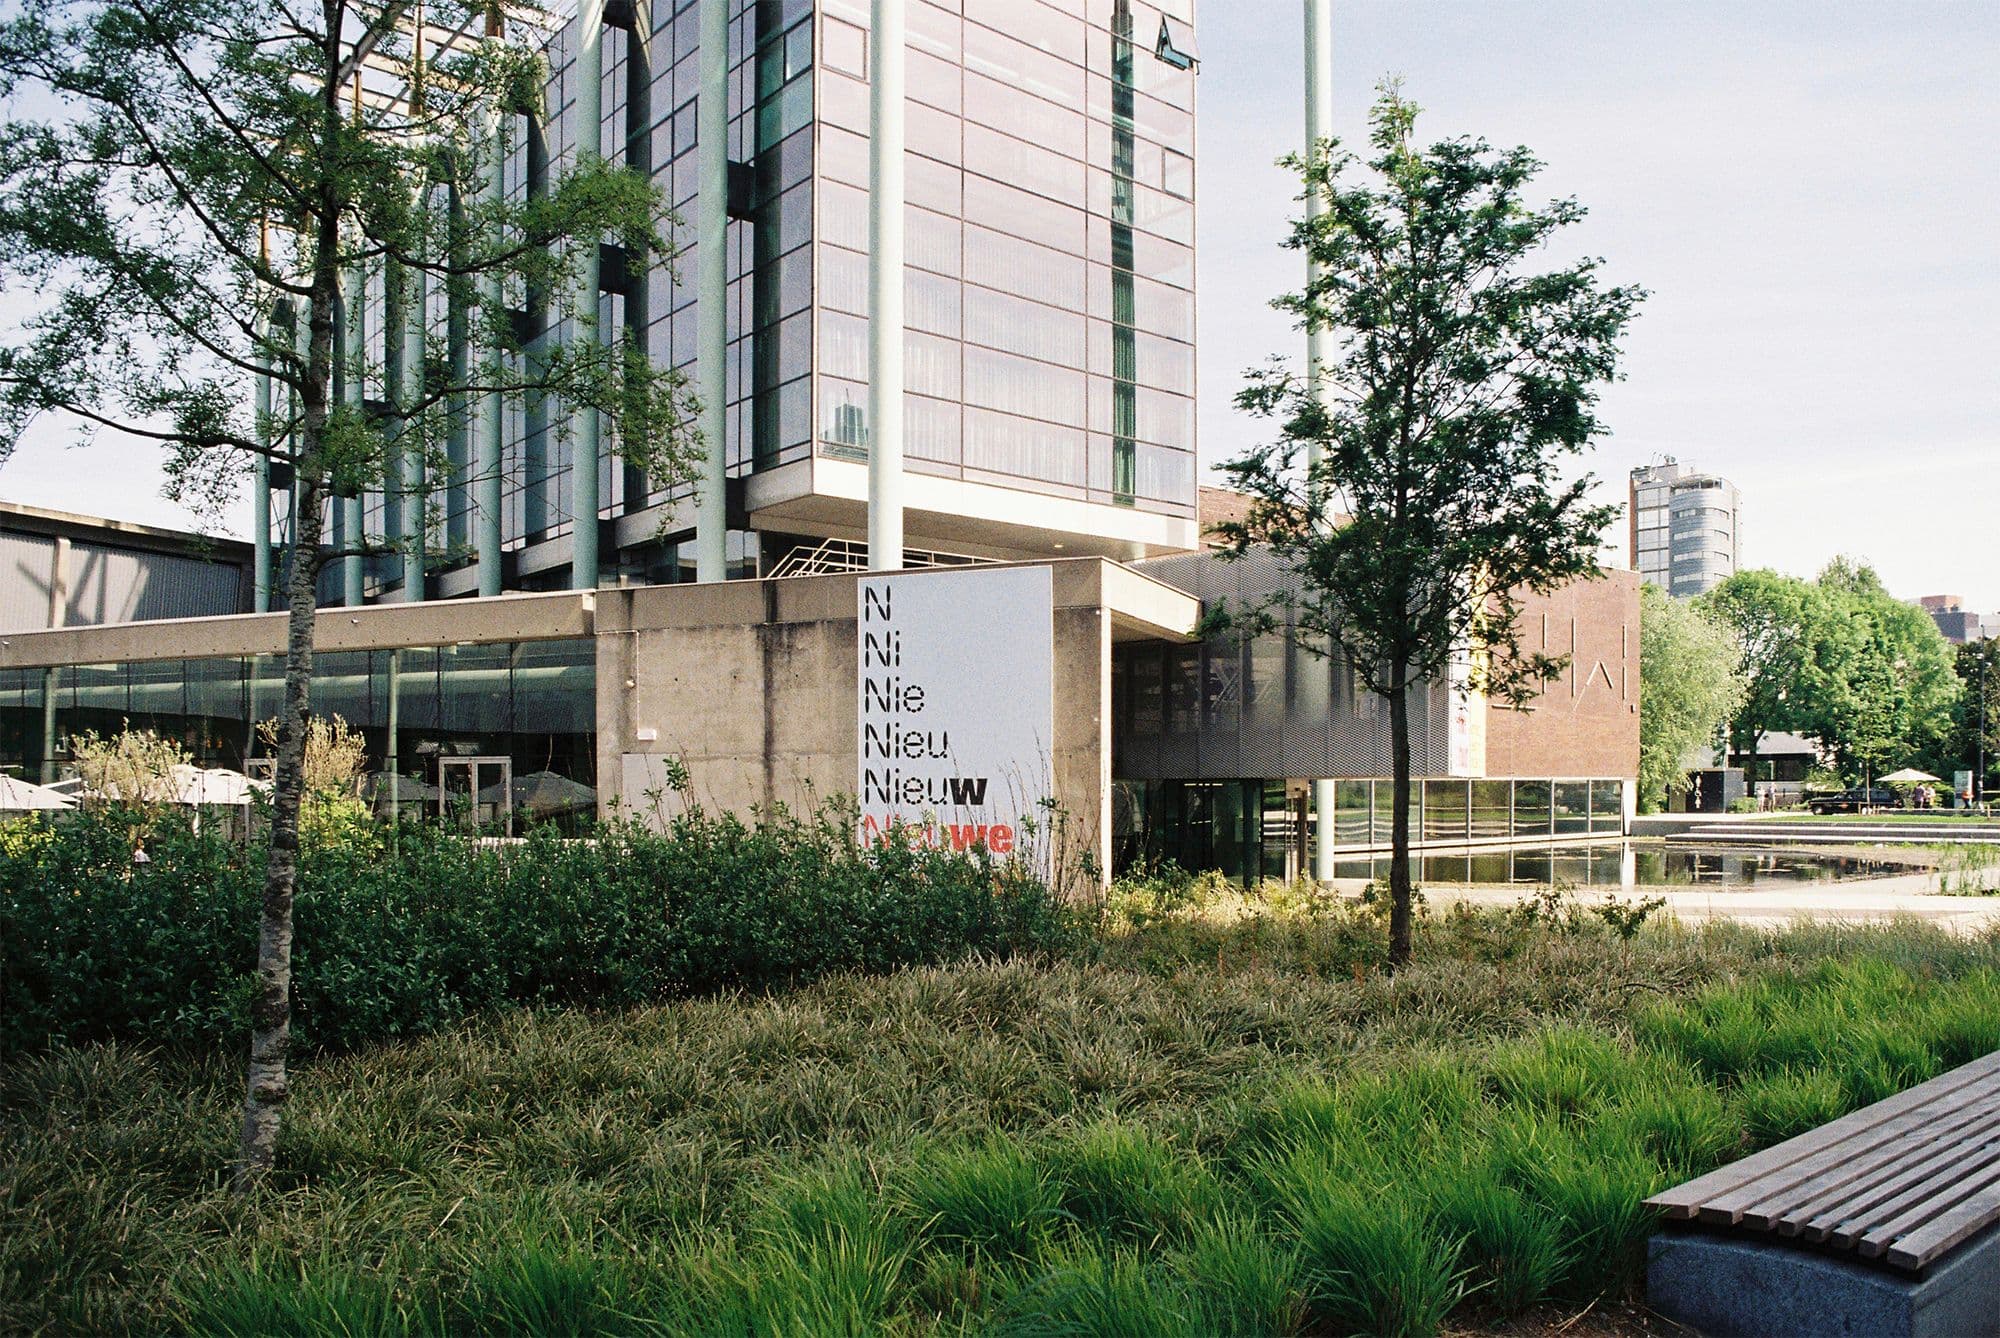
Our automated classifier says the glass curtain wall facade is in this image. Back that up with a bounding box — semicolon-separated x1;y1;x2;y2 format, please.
1116;777;1629;884
324;0;1197;600
812;0;1195;513
0;643;595;820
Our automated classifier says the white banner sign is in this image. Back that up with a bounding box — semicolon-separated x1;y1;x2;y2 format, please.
857;565;1054;855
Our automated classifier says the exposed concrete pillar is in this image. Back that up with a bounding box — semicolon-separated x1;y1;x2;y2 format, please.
693;0;730;582
39;666;57;783
341;267;367;606
1305;0;1337;881
867;0;905;572
570;0;606;591
253;316;273;613
475;104;505;597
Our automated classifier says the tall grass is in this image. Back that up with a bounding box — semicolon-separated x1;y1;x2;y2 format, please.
8;917;2000;1334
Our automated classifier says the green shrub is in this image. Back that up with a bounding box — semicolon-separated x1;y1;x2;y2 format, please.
1290;1186;1463;1337
1169;1214;1303;1336
997;1240;1192;1336
1043;1123;1218;1246
181;1256;433;1338
0;802;1077;1057
1732;1067;1849;1147
904;1138;1062;1263
1421;1167;1566;1319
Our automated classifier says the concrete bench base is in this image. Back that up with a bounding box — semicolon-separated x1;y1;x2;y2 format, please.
1647;1224;2000;1338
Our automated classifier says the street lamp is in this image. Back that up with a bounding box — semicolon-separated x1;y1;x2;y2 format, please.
1980;643;1989;813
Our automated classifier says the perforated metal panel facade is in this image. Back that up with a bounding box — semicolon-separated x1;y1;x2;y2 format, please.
0;506;252;633
0;532;57;632
1115;550;1450;782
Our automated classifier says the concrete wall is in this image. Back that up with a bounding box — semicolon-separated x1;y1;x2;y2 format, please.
1485;570;1641;780
596;558;1192;888
0;590;591;667
0;556;1199;888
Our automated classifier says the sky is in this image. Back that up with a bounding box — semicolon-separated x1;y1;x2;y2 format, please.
2;0;1995;610
1194;0;2000;612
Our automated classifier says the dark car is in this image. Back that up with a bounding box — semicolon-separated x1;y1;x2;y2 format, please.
1807;787;1901;815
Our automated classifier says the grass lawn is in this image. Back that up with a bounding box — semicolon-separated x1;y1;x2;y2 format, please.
6;902;2000;1335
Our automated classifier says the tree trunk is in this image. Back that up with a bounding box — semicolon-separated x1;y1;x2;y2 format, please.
1387;669;1414;969
234;257;334;1190
233;469;322;1191
1744;731;1761;800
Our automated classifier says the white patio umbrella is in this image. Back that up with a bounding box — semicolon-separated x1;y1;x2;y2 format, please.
1880;768;1942;785
0;775;77;812
173;766;271;806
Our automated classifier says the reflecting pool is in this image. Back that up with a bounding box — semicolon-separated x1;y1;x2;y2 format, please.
1329;842;1920;888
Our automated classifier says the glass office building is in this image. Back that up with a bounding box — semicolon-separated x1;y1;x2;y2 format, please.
313;0;1201;603
1629;458;1740;598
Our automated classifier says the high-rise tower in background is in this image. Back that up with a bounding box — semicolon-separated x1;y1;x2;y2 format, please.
301;0;1199;605
1629;457;1740;597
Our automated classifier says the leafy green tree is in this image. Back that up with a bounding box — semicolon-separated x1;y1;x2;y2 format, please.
0;0;698;1185
1701;570;1841;794
1637;583;1744;812
1814;558;1958;785
1948;638;1998;802
1212;89;1639;967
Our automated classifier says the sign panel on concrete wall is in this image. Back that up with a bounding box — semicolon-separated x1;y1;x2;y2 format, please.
857;565;1054;855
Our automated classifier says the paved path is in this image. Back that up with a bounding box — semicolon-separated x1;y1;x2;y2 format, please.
1326;874;2000;932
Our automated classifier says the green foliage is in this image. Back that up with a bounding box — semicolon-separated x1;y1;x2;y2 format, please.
1043;1123;1220;1246
12;909;2000;1333
1947;637;1999;795
181;1256;432;1338
1209;86;1640;966
903;1138;1061;1263
1421;1168;1566;1319
0;803;1076;1056
1704;562;1961;790
1637;582;1745;811
1169;1214;1304;1336
996;1240;1192;1336
1289;1183;1465;1337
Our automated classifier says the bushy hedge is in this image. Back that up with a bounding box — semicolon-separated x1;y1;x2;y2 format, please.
0;803;1077;1056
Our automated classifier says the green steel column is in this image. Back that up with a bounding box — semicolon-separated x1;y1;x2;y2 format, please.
385;648;403;821
866;0;906;571
400;244;428;602
253;312;273;613
692;0;728;580
570;0;606;591
475;103;505;597
342;267;367;606
1305;0;1337;882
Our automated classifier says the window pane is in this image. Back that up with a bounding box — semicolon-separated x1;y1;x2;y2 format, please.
1335;779;1372;847
1554;781;1590;835
1424;779;1468;843
1472;779;1511;840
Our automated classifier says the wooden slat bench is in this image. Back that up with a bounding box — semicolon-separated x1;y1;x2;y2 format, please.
1644;1050;2000;1337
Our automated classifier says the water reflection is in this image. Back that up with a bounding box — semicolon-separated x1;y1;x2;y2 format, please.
1329;842;1915;889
